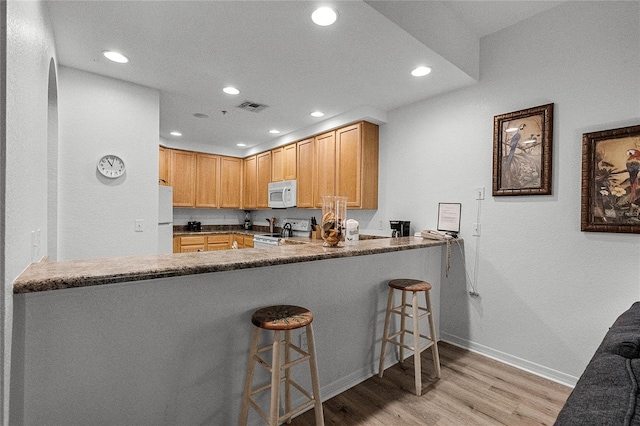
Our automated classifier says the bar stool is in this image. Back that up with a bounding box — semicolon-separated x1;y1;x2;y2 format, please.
239;305;324;426
378;279;441;396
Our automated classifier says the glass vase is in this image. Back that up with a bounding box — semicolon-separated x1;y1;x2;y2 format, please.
321;196;347;247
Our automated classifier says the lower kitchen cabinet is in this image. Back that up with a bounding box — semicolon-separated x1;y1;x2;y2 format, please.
176;235;206;253
174;234;254;253
207;234;230;251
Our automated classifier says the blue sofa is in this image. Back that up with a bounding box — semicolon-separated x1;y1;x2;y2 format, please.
555;302;640;425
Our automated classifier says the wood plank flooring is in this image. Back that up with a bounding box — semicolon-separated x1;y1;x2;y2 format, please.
289;342;572;425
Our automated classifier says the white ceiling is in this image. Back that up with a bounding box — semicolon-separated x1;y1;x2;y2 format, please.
46;1;562;155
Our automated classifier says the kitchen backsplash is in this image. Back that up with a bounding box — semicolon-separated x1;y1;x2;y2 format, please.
172;208;390;236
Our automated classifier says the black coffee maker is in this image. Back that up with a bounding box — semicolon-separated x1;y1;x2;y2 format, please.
390;220;410;237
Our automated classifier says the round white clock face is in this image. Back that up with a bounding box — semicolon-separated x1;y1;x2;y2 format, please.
97;155;125;178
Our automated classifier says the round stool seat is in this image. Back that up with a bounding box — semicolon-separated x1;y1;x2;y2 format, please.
251;305;313;330
388;279;432;292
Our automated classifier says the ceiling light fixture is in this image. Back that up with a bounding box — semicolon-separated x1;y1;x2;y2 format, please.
237;143;246;147
312;7;337;26
411;66;432;77
193;113;209;119
223;87;240;95
170;131;182;137
269;129;280;134
310;111;325;118
102;50;129;64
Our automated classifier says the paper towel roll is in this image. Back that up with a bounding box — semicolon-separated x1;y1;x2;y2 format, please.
345;219;359;244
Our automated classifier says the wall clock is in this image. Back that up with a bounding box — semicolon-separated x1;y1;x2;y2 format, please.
97;154;126;178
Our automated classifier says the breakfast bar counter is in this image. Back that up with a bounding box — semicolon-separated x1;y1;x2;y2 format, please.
13;236;451;293
11;236;458;426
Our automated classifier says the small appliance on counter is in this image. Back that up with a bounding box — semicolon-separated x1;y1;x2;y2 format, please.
390;220;411;237
243;211;252;230
187;221;201;232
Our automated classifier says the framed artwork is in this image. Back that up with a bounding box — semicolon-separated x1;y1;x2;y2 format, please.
493;103;553;196
581;124;640;233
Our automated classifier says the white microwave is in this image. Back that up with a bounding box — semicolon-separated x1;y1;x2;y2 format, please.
268;180;297;208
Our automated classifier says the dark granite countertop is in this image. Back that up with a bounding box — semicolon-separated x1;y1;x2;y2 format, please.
13;236;455;294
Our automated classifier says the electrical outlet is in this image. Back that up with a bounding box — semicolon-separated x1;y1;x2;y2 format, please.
300;332;308;351
473;222;481;236
475;186;485;200
135;219;144;232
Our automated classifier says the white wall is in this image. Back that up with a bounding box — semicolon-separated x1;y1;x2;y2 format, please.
5;1;57;424
374;1;640;383
57;67;159;260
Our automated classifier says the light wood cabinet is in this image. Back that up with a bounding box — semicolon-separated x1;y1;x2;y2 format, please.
207;234;230;251
163;121;378;211
243;155;257;209
176;235;206;252
220;156;242;208
256;151;272;208
271;147;284;182
195;153;219;208
314;131;336;208
159;146;170;186
170;149;197;207
335;122;379;209
272;143;297;182
174;233;254;252
296;138;315;208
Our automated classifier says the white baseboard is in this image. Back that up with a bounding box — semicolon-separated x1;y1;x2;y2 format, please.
440;332;578;388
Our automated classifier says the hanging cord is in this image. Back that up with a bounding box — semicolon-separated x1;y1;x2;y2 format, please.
451;238;479;296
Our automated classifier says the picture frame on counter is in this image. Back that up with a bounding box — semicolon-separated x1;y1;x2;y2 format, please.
581;124;640;234
492;103;553;196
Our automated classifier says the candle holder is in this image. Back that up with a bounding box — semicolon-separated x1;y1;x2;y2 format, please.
321;196;347;247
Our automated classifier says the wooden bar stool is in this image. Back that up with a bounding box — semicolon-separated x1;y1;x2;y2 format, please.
378;279;441;396
239;305;324;426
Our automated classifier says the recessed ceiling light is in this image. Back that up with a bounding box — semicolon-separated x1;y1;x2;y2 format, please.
223;87;240;95
312;7;337;26
170;131;182;137
102;50;129;64
193;113;209;119
310;111;325;118
269;129;281;134
411;66;432;77
237;143;246;147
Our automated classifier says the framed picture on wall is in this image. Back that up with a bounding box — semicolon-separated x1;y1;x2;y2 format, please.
581;124;640;234
492;103;554;196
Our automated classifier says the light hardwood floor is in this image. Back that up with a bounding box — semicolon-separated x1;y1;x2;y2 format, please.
289;342;572;425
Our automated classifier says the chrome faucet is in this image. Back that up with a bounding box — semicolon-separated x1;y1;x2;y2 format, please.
266;217;276;234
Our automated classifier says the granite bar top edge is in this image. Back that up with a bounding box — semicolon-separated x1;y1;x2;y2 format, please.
13;237;458;294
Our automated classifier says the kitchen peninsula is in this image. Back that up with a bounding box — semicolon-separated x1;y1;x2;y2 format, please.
12;237;456;425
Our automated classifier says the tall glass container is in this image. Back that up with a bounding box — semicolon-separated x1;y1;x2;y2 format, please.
321;196;347;247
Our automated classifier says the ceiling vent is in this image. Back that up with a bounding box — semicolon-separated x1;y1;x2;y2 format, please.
236;101;269;113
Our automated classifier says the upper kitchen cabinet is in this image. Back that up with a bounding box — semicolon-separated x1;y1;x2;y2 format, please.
219;156;242;208
195;153;219;208
159;146;170;186
336;121;379;209
256;151;272;208
243;155;257;209
271;143;297;182
296;138;314;208
314;130;337;208
170;149;196;207
169;148;242;209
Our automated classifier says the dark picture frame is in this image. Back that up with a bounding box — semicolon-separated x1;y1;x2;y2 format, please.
581;125;640;233
492;103;553;196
